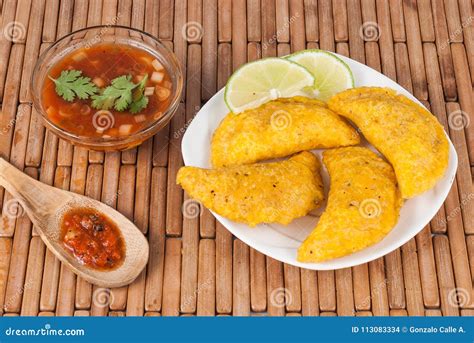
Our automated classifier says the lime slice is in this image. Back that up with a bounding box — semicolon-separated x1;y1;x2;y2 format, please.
224;58;315;113
286;50;354;102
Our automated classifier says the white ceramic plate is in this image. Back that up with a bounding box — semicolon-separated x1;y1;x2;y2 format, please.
181;53;458;270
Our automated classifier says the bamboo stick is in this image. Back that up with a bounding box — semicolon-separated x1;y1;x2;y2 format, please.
457;0;473;81
134;139;153;234
250;247;267;312
417;0;435;42
318;270;336;312
261;0;277;56
369;258;389;316
352;264;371;311
201;0;218;100
289;0;305;51
144;0;160;36
376;0;397;81
20;236;45;316
159;0;174;40
13;0;31;44
283;264;302;313
218;0;232;42
0;238;12;315
333;0;348;42
19;0;45;103
304;0;318;42
415;225;440;308
451;43;474;164
0;0;18;98
300;268;318;316
401;238;425;315
161;238;182;316
196;239;216;316
233;240;250;316
145;168;166;312
335;268;355;316
180;191;200;313
165;103;184;236
232;0;247;68
3;168;36;312
126;269;146;316
347;0;365;63
266;257;285;316
318;0;334;51
56;0;73;39
247;0;262;42
216;222;232;314
431;0;457;100
71;0;88;31
433;235;460;316
275;0;290;44
39;166;70;312
445;102;473;234
402;0;428;100
389;0;405;42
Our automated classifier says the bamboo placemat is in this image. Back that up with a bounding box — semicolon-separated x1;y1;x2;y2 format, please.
0;0;472;317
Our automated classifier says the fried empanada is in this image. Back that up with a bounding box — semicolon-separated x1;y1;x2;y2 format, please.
211;96;360;167
328;87;449;198
177;151;324;227
298;147;402;263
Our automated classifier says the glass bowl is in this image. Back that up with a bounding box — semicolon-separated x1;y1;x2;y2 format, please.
31;25;183;151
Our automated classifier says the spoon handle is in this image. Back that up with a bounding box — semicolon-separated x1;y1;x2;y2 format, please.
0;158;67;221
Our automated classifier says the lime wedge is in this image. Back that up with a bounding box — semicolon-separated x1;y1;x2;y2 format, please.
224;58;315;113
286;50;354;102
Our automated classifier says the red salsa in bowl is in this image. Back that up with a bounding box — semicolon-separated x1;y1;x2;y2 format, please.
31;26;183;150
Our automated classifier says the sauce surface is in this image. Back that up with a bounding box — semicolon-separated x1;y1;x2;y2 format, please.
61;208;125;270
42;43;172;138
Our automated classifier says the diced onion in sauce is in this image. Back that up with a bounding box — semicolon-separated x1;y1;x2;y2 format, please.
92;77;106;88
163;80;172;89
140;56;153;64
152;59;164;71
134;114;147;123
71;51;88;62
46;106;57;117
151;71;164;83
155;86;171;101
144;87;155;96
59;109;73;118
80;104;91;116
119;124;133;136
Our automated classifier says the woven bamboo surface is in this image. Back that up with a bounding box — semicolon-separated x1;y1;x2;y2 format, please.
0;0;472;317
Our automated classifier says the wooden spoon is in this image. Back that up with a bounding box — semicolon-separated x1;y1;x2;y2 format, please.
0;158;149;288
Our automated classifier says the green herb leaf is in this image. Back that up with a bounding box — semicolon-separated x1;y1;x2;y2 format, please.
91;74;151;113
49;70;98;102
91;75;135;111
130;95;149;114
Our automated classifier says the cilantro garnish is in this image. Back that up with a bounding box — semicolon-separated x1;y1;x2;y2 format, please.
130;75;149;114
91;74;150;113
130;94;149;114
50;68;151;113
48;70;98;102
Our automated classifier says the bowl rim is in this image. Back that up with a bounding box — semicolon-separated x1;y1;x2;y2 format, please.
30;24;184;148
